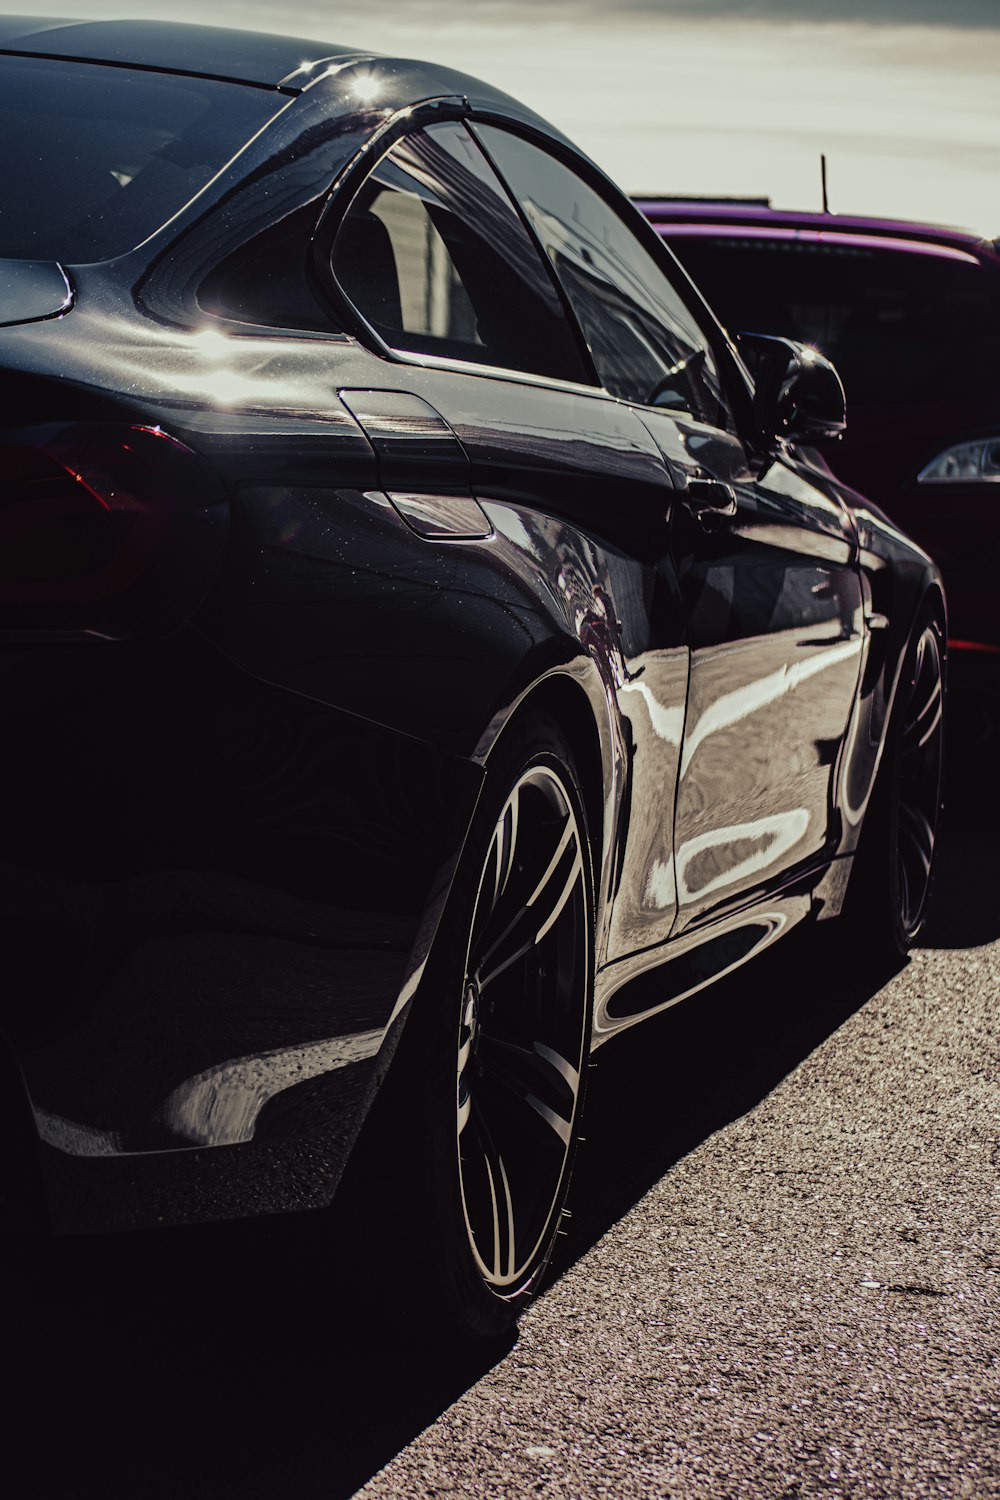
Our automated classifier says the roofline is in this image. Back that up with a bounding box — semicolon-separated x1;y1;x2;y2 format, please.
0;17;375;92
0;44;301;95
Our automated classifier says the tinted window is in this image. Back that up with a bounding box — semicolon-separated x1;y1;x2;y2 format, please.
669;235;1000;405
331;121;588;383
198;201;334;331
0;56;283;262
475;125;729;424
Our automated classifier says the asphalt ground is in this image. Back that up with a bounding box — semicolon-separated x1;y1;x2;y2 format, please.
4;794;997;1499
357;818;999;1500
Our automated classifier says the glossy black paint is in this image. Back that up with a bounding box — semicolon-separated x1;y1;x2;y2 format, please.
0;16;361;87
0;24;943;1236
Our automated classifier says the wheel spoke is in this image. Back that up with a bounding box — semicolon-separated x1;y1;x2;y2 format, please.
533;845;584;945
476;930;534;995
479;1035;579;1147
476;817;581;992
899;801;934;880
903;674;943;755
915;694;943;753
524;1092;573;1148
471;1107;517;1281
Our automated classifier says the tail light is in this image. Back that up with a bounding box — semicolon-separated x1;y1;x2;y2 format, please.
0;423;227;636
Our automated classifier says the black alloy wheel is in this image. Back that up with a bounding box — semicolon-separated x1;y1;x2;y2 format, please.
456;760;589;1296
342;713;594;1344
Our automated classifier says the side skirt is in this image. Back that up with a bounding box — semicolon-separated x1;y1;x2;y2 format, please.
592;882;823;1046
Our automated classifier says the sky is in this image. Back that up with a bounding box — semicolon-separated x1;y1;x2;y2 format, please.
7;0;1000;231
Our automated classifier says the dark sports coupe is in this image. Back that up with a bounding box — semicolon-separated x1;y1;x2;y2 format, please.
0;18;945;1340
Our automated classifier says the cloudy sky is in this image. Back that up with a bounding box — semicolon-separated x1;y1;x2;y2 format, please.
9;0;1000;230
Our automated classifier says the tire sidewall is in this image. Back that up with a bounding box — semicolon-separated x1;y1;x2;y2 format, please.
415;713;595;1340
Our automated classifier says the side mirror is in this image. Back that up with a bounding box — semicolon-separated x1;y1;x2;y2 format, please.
737;332;846;451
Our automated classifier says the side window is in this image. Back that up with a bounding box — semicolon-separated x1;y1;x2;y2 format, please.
198;201;337;331
475;124;731;426
331;121;590;384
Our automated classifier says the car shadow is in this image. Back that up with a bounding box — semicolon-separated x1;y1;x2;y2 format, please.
3;815;994;1499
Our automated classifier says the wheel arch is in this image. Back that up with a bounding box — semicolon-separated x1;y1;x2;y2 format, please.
476;667;616;927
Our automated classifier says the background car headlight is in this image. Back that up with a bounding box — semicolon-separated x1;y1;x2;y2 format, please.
917;437;1000;484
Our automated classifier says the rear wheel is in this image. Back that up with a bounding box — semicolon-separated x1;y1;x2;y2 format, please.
346;714;594;1343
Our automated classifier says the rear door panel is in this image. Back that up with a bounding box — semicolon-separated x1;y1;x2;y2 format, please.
364;360;691;966
643;405;865;931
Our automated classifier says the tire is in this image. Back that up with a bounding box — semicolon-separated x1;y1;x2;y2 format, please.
343;711;595;1345
842;605;945;961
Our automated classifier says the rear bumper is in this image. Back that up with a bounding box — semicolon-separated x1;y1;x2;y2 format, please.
0;627;482;1232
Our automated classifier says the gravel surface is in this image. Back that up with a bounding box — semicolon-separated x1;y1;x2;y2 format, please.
358;829;999;1500
4;825;997;1499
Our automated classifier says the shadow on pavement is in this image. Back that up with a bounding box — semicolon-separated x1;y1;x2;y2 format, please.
4;810;995;1499
554;932;890;1280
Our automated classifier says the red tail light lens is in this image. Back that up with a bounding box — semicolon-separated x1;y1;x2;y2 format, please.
0;424;226;636
0;445;116;601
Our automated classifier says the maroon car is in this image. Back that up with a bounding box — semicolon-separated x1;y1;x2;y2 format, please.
637;197;1000;752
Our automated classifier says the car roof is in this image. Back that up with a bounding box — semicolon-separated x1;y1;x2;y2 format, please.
0;16;594;185
635;197;1000;265
0;16;366;90
0;17;579;146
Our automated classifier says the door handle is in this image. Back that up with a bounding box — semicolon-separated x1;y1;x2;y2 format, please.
682;479;737;520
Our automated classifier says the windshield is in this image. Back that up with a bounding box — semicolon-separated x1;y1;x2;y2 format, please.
670;235;1000;406
0;55;284;262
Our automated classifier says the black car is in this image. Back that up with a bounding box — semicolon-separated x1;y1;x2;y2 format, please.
0;19;944;1341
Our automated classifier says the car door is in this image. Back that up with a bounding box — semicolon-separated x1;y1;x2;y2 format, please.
325;115;690;965
475;123;865;937
656;414;865;933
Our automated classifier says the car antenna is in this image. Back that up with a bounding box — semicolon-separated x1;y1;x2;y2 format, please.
821;153;830;214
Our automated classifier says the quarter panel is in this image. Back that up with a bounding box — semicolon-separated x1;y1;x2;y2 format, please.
660;421;865;930
0;627;482;1231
